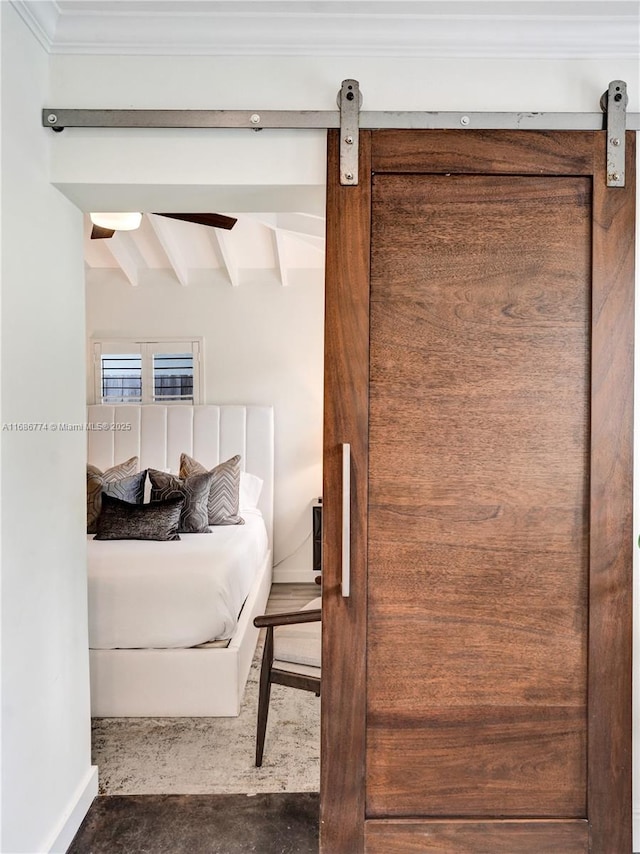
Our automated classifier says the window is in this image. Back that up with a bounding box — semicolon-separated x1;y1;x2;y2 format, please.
92;339;202;404
152;352;194;402
100;353;143;402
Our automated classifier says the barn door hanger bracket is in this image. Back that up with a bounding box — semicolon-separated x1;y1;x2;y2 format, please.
338;79;361;186
336;78;629;188
602;80;627;188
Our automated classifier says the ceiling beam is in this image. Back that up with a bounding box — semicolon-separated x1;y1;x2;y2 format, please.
103;233;140;287
147;213;190;286
272;229;288;288
208;230;239;287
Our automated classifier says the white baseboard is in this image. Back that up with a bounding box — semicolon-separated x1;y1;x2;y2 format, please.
634;806;640;853
273;566;318;584
45;765;98;853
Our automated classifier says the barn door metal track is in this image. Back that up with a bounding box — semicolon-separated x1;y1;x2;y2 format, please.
43;79;635;188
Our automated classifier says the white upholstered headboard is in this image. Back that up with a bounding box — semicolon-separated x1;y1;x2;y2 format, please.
87;404;274;548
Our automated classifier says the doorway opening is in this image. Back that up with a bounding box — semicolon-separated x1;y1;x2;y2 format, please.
82;200;325;799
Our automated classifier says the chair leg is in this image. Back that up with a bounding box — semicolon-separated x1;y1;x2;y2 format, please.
255;626;274;767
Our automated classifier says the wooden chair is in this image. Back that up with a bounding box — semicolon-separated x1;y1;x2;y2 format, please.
252;597;321;766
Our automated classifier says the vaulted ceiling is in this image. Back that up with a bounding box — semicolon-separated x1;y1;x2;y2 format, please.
84;212;325;287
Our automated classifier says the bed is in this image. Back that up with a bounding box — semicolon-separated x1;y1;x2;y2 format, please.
86;403;274;717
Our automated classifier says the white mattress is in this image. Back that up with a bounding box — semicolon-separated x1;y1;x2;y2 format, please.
88;509;268;649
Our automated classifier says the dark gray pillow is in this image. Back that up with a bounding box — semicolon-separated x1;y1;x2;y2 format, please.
179;453;244;526
94;493;184;541
87;458;143;534
148;469;214;534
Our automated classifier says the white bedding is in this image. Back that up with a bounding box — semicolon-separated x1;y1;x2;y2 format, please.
88;509;268;649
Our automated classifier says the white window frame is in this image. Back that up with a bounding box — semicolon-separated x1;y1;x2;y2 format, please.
92;337;203;405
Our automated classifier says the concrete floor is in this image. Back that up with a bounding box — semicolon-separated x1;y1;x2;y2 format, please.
68;792;319;853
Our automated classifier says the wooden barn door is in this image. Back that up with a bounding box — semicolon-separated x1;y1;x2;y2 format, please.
321;130;634;854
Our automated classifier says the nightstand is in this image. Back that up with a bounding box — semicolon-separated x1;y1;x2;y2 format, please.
312;499;323;573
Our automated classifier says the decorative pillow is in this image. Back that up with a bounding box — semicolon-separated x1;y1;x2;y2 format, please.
94;493;184;541
148;468;214;534
87;456;140;533
179;453;244;526
240;471;264;510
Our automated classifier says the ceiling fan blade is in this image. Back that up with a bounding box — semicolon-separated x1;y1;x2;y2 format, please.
153;212;238;230
91;224;116;239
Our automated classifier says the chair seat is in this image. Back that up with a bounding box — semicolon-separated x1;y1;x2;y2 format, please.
273;597;322;668
273;659;321;678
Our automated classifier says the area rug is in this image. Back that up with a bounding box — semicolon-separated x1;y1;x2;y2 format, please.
92;643;320;795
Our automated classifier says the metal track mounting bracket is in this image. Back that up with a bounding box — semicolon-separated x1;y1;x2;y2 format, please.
603;80;628;188
338;80;361;186
43;78;638;193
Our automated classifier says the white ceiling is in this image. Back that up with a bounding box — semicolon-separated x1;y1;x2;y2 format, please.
15;0;639;285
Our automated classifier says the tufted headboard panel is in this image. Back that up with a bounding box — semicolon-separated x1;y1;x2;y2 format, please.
87;404;274;547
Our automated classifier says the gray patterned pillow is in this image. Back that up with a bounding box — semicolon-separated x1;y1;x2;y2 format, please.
87;457;140;533
179;453;244;526
148;469;214;534
94;493;183;541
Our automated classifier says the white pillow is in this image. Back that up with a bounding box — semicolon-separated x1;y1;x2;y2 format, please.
240;471;264;510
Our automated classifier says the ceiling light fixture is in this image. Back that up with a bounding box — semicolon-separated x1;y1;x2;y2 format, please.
90;212;142;232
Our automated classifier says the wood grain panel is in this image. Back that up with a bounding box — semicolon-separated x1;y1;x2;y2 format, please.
366;172;590;818
367;707;586;817
372;129;596;176
366;541;585;609
368;173;590;508
365;819;589;854
369;411;586;506
320;130;371;854
369;297;588;398
369;501;586;552
587;132;635;853
368;616;585;709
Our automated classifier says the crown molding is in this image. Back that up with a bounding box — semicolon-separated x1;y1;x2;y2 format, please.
10;1;640;59
10;1;60;52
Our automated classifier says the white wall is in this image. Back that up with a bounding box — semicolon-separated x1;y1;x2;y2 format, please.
0;6;97;852
86;271;324;581
25;44;640;850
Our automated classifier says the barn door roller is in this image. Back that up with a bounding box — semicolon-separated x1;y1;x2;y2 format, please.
338;79;361;186
43;78;635;188
603;80;628;188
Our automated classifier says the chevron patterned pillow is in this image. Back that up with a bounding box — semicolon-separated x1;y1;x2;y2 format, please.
179;453;245;527
87;456;140;533
148;469;214;534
